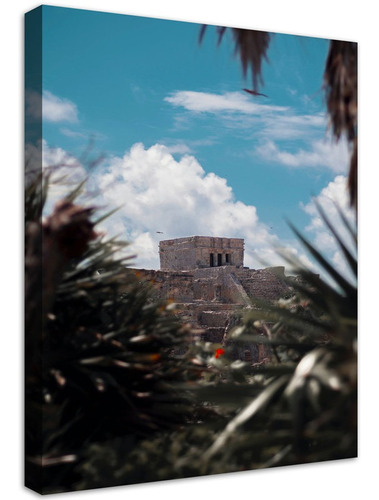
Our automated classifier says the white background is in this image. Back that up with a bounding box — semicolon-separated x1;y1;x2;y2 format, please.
1;1;377;499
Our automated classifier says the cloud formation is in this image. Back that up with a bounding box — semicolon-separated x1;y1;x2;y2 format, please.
26;90;79;123
301;175;356;281
259;113;326;140
255;137;349;173
38;140;352;278
39;141;306;271
42;90;79;123
165;90;346;175
90;142;282;269
165;90;287;115
26;139;86;215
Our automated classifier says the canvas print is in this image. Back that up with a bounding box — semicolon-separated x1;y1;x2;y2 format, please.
25;5;357;494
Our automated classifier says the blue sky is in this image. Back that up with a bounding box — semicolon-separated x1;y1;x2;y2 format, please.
26;4;355;273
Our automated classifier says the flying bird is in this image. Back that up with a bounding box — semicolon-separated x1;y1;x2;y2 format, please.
156;231;164;234
243;88;268;98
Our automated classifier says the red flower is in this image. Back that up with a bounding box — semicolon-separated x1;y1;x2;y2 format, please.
215;348;225;359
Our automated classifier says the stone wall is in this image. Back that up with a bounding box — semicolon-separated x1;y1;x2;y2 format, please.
159;236;244;271
159;238;198;271
132;269;195;302
127;237;296;364
234;266;291;301
128;264;293;351
130;265;292;309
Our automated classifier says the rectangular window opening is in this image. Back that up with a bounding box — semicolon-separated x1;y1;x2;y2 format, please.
210;253;214;267
217;253;222;266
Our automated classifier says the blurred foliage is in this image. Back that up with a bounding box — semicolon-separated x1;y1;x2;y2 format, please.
25;173;213;493
72;203;357;489
25;172;357;492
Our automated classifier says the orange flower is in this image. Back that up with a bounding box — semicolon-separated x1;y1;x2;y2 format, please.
215;348;225;359
149;353;161;361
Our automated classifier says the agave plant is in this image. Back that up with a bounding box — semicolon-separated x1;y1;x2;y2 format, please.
25;173;209;493
75;202;357;484
196;202;357;471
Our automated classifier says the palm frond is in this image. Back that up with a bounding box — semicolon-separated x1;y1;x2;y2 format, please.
199;25;271;92
323;40;357;209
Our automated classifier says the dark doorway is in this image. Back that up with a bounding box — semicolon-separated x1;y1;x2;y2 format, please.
217;253;222;266
210;253;214;267
225;254;230;264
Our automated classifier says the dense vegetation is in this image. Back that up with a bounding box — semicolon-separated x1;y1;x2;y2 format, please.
25;172;356;493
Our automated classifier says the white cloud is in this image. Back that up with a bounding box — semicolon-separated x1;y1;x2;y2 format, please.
37;140;352;277
165;91;345;175
26;90;79;123
25;140;87;215
255;136;349;173
164;90;326;141
259;112;326;140
88;142;295;270
43;90;78;123
302;175;353;225
165;90;287;115
301;175;356;281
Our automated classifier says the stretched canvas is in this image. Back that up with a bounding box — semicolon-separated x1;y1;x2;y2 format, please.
25;4;357;494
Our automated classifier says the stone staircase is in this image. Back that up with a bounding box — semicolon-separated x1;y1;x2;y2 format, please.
174;301;244;343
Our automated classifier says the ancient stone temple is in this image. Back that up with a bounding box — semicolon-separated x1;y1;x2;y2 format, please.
159;236;244;271
131;236;293;363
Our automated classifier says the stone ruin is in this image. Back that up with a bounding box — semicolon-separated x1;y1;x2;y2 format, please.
159;236;244;271
131;236;294;364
